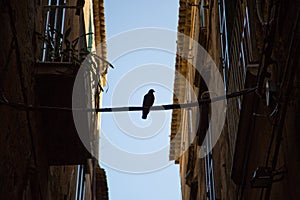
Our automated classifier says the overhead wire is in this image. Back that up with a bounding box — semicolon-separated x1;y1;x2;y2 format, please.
0;87;257;112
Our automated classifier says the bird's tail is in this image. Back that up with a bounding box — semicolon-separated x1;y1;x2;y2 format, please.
142;108;149;119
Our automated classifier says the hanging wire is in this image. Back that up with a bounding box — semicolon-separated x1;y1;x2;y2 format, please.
0;87;257;113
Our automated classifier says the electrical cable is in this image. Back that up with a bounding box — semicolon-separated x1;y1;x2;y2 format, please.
0;87;257;112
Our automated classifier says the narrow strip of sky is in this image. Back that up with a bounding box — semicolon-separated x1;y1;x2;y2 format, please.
101;1;181;200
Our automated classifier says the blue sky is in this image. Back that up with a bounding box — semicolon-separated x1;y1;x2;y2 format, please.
100;1;181;200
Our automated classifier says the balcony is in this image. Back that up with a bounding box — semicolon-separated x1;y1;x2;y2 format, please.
35;2;98;165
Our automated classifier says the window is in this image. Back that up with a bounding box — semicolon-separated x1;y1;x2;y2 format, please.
204;125;216;200
240;41;246;78
75;165;86;200
199;0;206;27
245;6;255;62
190;180;199;200
218;0;230;91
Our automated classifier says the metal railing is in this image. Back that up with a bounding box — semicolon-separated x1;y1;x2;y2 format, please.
41;1;87;64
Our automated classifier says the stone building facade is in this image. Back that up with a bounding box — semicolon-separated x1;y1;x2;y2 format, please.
170;0;300;199
0;0;109;199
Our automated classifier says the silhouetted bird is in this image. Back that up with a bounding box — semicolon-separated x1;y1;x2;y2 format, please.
142;89;155;119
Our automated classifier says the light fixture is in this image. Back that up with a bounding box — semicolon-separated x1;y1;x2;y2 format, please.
250;167;273;188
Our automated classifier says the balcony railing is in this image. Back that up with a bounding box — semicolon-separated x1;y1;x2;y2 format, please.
37;2;112;77
40;2;88;64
